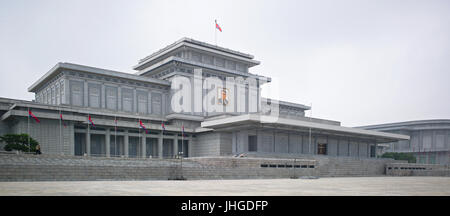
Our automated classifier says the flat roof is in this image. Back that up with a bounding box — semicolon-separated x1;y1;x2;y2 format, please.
358;119;450;129
133;38;261;71
28;62;171;92
261;98;311;111
201;114;410;143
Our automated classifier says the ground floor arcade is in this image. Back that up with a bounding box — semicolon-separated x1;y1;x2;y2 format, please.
73;126;191;158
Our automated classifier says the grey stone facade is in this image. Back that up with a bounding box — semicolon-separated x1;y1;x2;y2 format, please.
0;38;408;160
359;120;450;165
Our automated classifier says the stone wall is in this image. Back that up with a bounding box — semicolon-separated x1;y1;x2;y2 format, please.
10;117;74;155
0;153;317;181
3;152;437;182
0;120;9;150
244;152;396;177
191;132;221;157
386;163;450;176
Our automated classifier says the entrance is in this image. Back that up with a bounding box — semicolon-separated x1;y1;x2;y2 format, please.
318;143;327;155
248;135;257;152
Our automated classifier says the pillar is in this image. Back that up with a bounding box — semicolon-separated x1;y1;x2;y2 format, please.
124;130;129;157
141;132;147;158
158;133;163;158
173;134;179;157
106;128;110;157
188;135;193;158
86;130;91;156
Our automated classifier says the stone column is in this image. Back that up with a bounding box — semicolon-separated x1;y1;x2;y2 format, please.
173;134;179;158
118;87;122;111
101;84;106;108
83;81;88;107
86;130;91;156
158;133;163;158
141;132;147;158
105;128;110;157
124;130;129;157
188;135;193;158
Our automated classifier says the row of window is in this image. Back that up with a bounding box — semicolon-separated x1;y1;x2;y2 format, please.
35;80;65;105
260;164;315;168
188;51;247;72
388;167;429;170
69;80;163;115
248;136;377;157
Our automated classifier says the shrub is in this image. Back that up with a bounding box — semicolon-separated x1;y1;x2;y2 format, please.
381;152;416;163
0;134;39;152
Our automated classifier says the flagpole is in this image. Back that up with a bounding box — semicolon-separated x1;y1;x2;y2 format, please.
115;114;117;157
139;118;141;158
181;122;184;157
309;103;312;155
59;108;62;155
87;113;89;156
180;121;184;179
27;107;30;153
215;20;217;46
161;119;164;159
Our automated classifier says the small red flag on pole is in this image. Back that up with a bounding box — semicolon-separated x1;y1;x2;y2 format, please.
88;115;95;127
28;110;40;123
215;20;222;32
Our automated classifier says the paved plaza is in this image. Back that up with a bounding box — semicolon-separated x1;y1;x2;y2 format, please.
0;176;449;196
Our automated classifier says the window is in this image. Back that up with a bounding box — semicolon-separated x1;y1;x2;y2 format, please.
70;81;83;106
122;88;133;112
137;91;148;114
105;86;118;110
88;84;101;108
151;92;162;115
370;145;377;157
248;135;257;152
318;143;327;155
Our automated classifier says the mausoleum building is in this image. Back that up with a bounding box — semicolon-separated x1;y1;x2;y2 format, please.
0;38;409;159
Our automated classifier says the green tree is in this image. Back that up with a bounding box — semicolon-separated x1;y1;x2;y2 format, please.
0;134;39;152
381;152;416;163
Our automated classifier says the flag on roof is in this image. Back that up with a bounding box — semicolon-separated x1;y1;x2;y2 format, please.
28;110;40;123
215;20;222;32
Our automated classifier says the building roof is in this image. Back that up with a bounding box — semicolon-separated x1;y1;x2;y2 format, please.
133;37;261;71
357;119;450;131
201;114;410;143
28;62;171;92
262;98;311;111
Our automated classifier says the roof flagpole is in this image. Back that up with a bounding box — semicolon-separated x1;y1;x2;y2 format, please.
215;19;217;46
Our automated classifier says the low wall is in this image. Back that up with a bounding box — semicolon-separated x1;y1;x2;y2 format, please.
386;163;450;177
0;153;317;181
1;153;428;181
244;152;397;177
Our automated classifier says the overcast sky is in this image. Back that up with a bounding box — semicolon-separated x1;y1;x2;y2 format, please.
1;0;449;127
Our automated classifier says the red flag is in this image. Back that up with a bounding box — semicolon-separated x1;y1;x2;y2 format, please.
88;115;95;127
139;120;149;134
215;20;222;32
28;110;40;123
60;113;67;128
